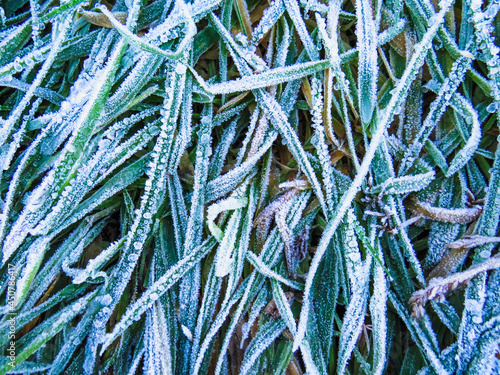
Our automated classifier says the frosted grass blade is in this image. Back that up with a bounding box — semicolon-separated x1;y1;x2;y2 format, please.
356;0;378;124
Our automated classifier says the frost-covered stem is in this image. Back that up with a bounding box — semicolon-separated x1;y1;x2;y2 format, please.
99;1;196;60
343;209;363;290
218;0;233;104
182;110;212;256
235;0;252;39
445;235;500;249
212;276;257;375
189;265;222;369
32;115;159;238
101;238;217;355
341;91;360;170
207;59;331;95
293;0;455;351
2;39;129;263
191;274;256;375
388;291;450;374
387;196;426;284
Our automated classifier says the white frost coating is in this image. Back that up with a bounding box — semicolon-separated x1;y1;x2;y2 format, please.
191;273;255;375
87;67;187;373
246;251;304;291
293;0;456;352
271;279;297;334
206;131;277;202
0;121;48;247
207;196;247;241
13;236;51;309
175;62;187;74
209;12;328;214
126;348;145;375
100;0;196;60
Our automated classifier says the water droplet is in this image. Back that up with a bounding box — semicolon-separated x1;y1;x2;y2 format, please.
13;61;23;71
479;250;490;259
487;102;498;113
101;294;112;306
133;242;142;250
472;315;482;324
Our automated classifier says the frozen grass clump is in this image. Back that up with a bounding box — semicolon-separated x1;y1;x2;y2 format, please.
0;0;499;373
